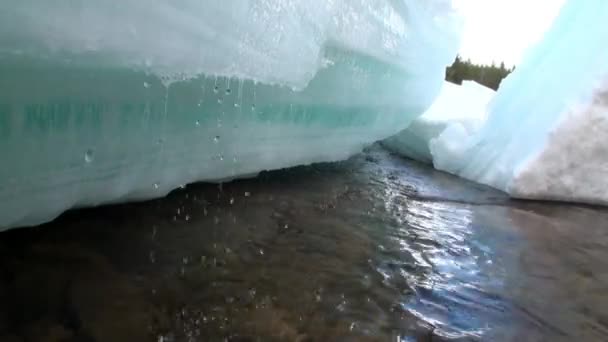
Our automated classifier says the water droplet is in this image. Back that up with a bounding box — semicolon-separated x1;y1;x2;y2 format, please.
185;214;190;221
149;251;156;263
157;138;165;145
244;192;251;197
249;288;256;298
143;81;150;88
229;198;234;205
217;154;224;161
225;88;231;95
233;103;239;108
213;136;220;143
179;184;186;189
183;256;189;265
213;85;219;94
259;248;264;256
232;157;238;163
284;224;289;229
251;104;256;112
217;98;223;104
195;120;200;127
153;183;159;189
84;149;94;163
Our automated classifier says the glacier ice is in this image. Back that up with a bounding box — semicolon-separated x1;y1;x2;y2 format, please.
0;0;462;229
431;0;608;205
382;80;495;163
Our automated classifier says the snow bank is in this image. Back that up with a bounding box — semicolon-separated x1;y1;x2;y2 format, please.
383;81;494;162
0;0;462;229
431;0;608;205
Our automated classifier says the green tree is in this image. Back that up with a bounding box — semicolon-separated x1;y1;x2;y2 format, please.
445;55;513;90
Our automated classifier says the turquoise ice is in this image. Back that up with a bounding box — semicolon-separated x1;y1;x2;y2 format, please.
0;0;462;229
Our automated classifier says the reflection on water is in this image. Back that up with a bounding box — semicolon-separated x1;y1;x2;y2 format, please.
1;145;608;341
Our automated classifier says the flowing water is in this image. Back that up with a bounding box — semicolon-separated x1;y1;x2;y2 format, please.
1;145;608;342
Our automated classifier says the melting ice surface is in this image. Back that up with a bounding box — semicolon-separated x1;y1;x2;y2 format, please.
0;1;462;229
382;80;495;163
430;0;608;205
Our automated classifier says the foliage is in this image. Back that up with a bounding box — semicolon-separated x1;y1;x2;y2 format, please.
445;55;514;90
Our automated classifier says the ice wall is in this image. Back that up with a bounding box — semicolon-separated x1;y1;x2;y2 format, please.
431;0;608;205
383;81;494;162
0;0;462;229
0;0;461;91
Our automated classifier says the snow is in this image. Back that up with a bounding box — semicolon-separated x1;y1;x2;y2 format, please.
0;0;462;229
431;0;608;205
0;0;461;90
383;81;494;162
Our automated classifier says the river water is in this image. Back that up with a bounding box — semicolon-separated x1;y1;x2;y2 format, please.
1;145;607;342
